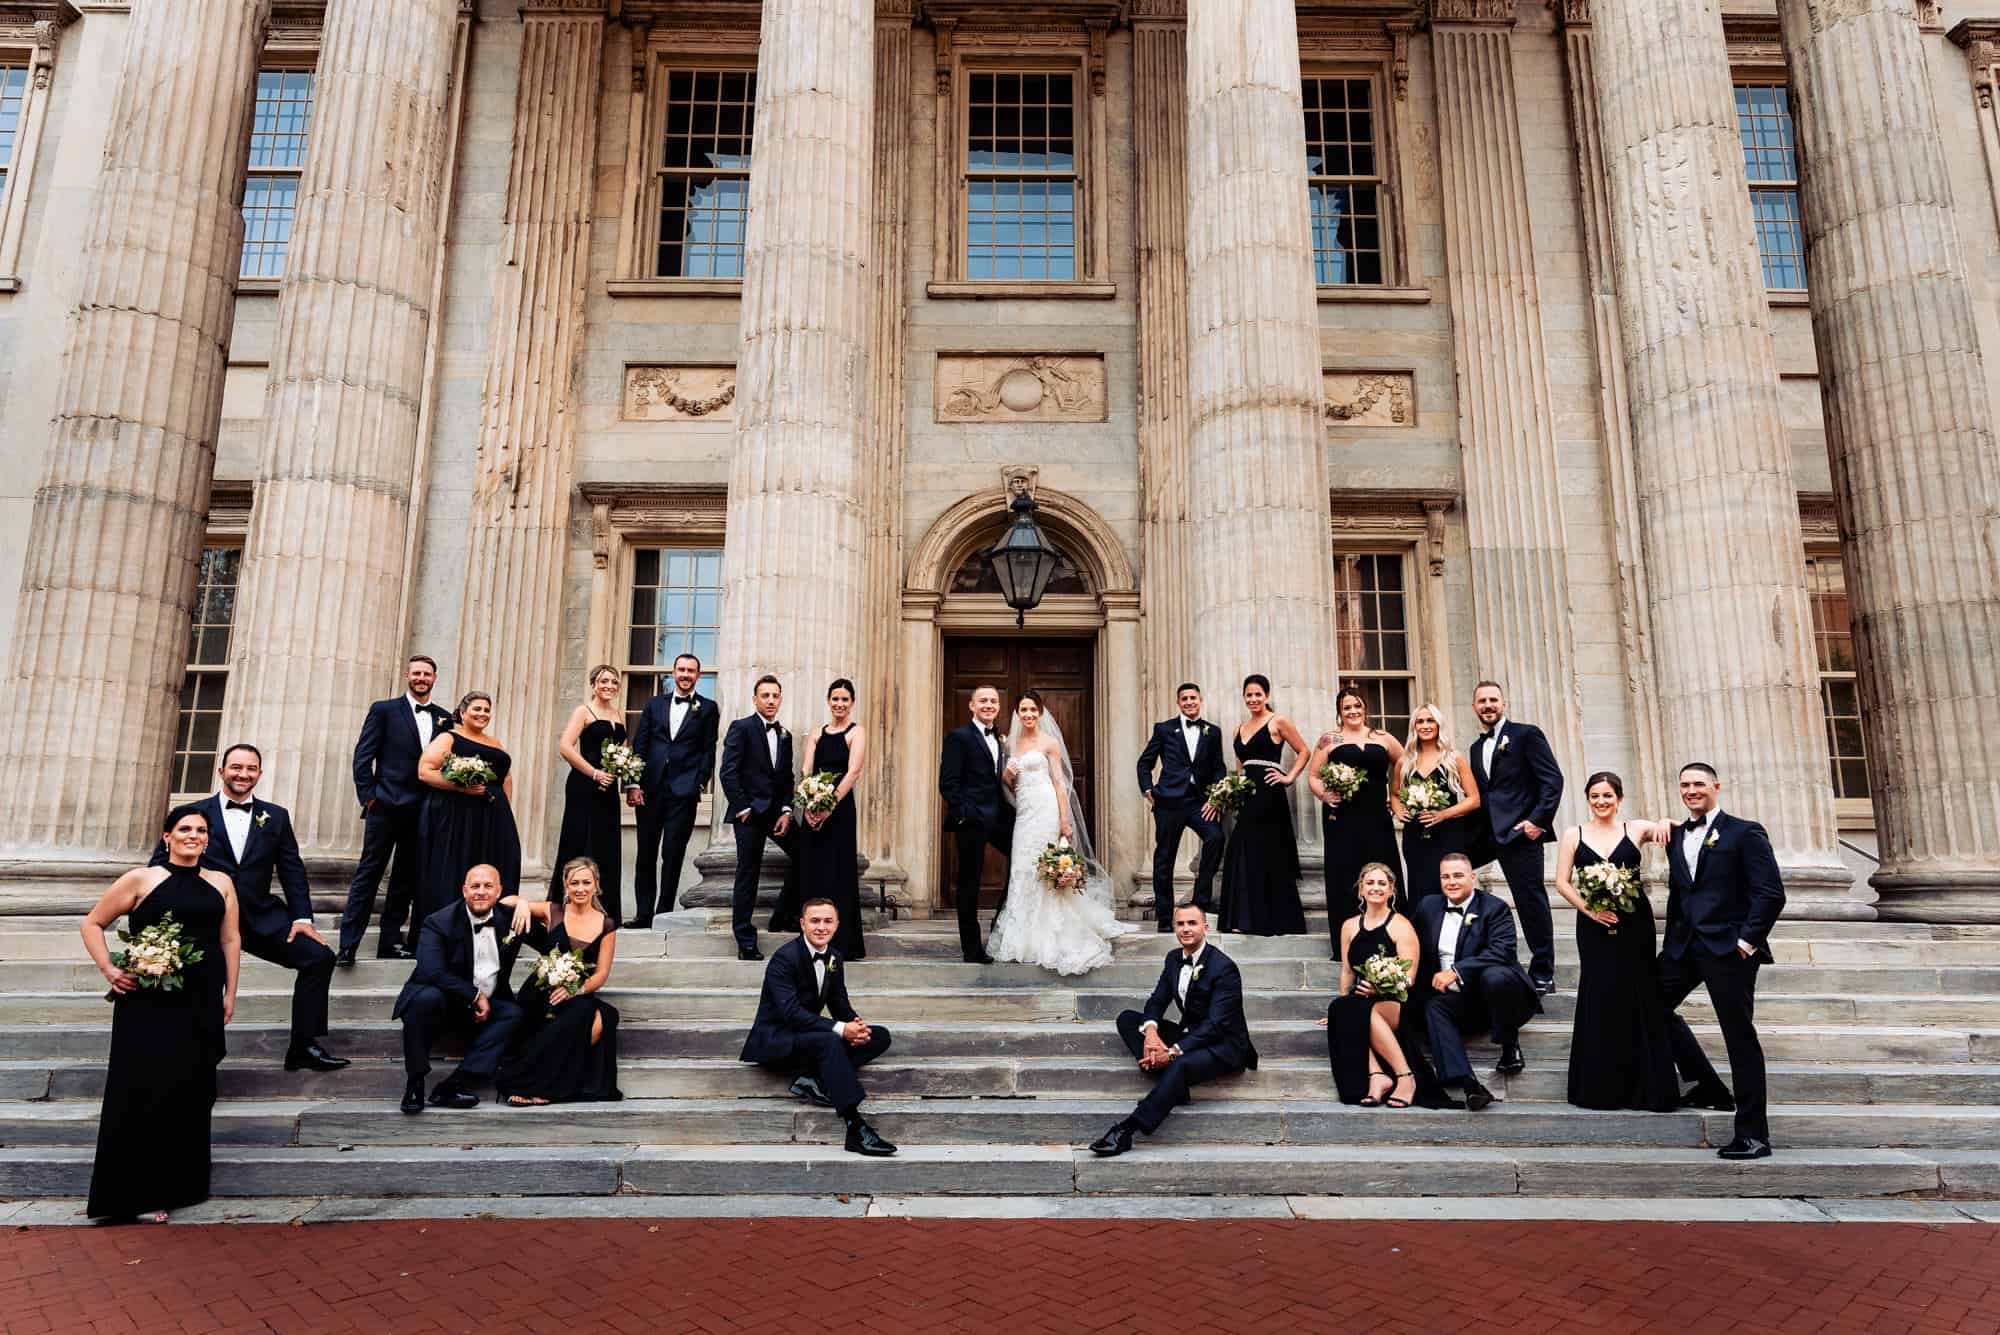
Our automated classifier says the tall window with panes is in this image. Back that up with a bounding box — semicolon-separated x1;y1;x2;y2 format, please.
241;70;316;279
1304;75;1387;287
964;70;1078;282
0;62;26;209
623;546;723;733
1332;551;1415;738
1805;552;1872;805
1734;82;1805;291
655;69;754;279
172;547;242;795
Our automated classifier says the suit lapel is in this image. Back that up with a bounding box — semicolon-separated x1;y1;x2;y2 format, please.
237;799;264;867
204;796;243;871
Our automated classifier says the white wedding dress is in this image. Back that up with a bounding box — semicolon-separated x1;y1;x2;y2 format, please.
988;748;1133;976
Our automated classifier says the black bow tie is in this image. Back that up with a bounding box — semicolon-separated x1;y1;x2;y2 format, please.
1444;907;1468;920
471;919;497;934
765;722;780;732
1685;817;1706;833
674;696;692;705
225;800;253;812
1479;731;1496;742
982;727;996;738
810;951;829;966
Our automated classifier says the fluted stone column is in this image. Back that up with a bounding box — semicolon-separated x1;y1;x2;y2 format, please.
1185;0;1338;863
1778;0;2000;922
689;0;875;909
1590;0;1855;910
224;0;462;858
1429;1;1587;819
0;0;269;876
453;4;605;870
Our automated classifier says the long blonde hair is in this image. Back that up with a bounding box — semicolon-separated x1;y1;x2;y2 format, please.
550;857;606;917
1398;702;1465;801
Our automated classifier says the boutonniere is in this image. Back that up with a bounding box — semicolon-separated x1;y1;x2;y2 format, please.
690;700;700;714
253;811;269;828
1465;912;1479;924
1497;735;1511;753
1191;964;1204;983
826;957;839;974
503;932;518;946
1705;832;1720;849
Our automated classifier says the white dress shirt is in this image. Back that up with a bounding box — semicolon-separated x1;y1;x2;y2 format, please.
981;724;1000;771
1478;718;1507;774
469;908;500;998
215;793;251;862
1181;718;1203;762
1681;806;1757;956
765;719;781;769
1437;896;1473;991
805;936;847;1039
670;693;692;739
408;693;434;747
1141;943;1205;1036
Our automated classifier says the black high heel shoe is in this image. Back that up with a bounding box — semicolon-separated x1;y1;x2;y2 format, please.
1384;1071;1416;1109
1358;1071;1393;1107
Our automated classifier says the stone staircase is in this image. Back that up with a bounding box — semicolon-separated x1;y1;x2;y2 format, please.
2;911;1997;1208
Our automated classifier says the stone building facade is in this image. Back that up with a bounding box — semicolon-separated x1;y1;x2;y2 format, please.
0;0;1996;922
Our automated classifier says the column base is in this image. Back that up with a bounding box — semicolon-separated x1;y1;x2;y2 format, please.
679;844;871;914
1777;858;1876;922
0;852;137;911
1870;867;2000;925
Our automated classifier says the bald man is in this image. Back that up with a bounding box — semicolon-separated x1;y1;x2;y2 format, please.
392;864;525;1113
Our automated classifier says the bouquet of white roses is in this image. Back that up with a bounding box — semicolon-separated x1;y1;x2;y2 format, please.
797;771;841;816
1574;860;1642;921
1356;947;1410;1002
105;912;204;1001
1035;838;1085;893
531;946;591;1015
599;740;645;787
1205;772;1254;814
1317;761;1366;801
441;754;498;790
1398;774;1452;836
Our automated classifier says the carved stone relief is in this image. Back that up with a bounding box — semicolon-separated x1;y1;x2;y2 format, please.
623;365;737;421
1322;371;1416;427
935;354;1108;423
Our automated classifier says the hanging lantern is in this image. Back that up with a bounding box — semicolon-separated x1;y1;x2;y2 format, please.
985;489;1062;628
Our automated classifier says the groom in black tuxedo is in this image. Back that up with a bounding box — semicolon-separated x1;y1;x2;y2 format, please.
938;684;1015;964
337;654;453;963
740;898;895;1156
718;674;799;961
1091;904;1257;1155
392;863;524;1113
1137;682;1226;930
1662;762;1785;1160
1467;680;1564;992
150;743;347;1073
624;652;721;929
1410;853;1540;1109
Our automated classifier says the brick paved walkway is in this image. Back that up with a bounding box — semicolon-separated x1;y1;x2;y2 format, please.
5;1218;1998;1334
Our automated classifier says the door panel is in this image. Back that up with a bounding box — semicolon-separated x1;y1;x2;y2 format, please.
941;637;1096;909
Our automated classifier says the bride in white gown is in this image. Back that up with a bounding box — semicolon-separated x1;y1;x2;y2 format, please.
988;693;1134;976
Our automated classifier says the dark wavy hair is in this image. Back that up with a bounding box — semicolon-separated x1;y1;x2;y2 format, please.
162;802;210;835
1585;770;1625;799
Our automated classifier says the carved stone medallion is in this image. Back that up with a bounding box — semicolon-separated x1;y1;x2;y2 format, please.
934;354;1108;423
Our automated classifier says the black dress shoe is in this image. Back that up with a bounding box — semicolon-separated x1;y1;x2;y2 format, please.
738;946;764;961
400;1082;426;1115
1495;1043;1525;1075
376;943;414;961
1460;1077;1495;1111
844;1121;897;1156
1088;1123;1135;1157
622;919;653;932
1431;1090;1467;1111
285;1043;352;1073
789;1075;833;1107
966;953;995;965
1531;976;1557;996
427;1082;479;1110
1680;1083;1737;1112
1156;921;1173;933
334;947;357;968
1716;1137;1772;1161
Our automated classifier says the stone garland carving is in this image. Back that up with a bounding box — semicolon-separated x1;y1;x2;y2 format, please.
935;354;1108;423
1322;371;1414;426
624;366;737;421
1428;0;1516;23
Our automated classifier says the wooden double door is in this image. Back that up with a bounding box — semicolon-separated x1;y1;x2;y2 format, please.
940;637;1096;909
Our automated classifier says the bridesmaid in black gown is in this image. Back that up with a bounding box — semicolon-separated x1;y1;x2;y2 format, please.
1218;674;1309;936
1308;688;1404;951
1319;863;1419;1107
495;857;622;1105
417;691;522;922
773;678;868;958
82;804;241;1221
1391;703;1482;910
555;666;629;922
1553;771;1679;1112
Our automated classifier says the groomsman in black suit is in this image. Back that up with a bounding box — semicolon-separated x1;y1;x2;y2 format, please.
392;864;524;1113
739;898;895;1156
718;674;799;961
1410;853;1540;1110
337;655;453;964
1090;904;1258;1156
1467;680;1564;992
1661;762;1785;1160
1137;683;1227;930
938;684;1015;964
151;744;348;1073
624;652;721;929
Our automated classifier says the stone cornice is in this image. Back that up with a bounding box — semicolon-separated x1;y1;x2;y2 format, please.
918;0;1127;28
1425;0;1513;25
0;3;77;30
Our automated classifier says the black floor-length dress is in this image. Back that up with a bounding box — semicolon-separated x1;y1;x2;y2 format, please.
773;724;865;958
1322;740;1403;941
496;917;623;1104
554;716;627;921
1325;912;1407;1104
1566;829;1680;1112
1398;761;1479;910
418;733;522;921
88;866;226;1219
1218;721;1306;936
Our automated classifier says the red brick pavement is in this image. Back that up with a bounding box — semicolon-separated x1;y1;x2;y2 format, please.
4;1218;1999;1335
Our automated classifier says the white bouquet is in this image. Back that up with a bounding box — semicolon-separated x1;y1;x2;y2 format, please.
441;754;498;790
599;740;645;787
1575;860;1642;922
105;913;204;1001
797;771;841;816
1356;947;1410;1002
1399;774;1452;836
531;947;591;1015
1317;761;1366;801
1205;772;1254;814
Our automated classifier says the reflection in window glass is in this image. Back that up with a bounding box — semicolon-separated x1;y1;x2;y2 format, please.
965;71;1077;282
